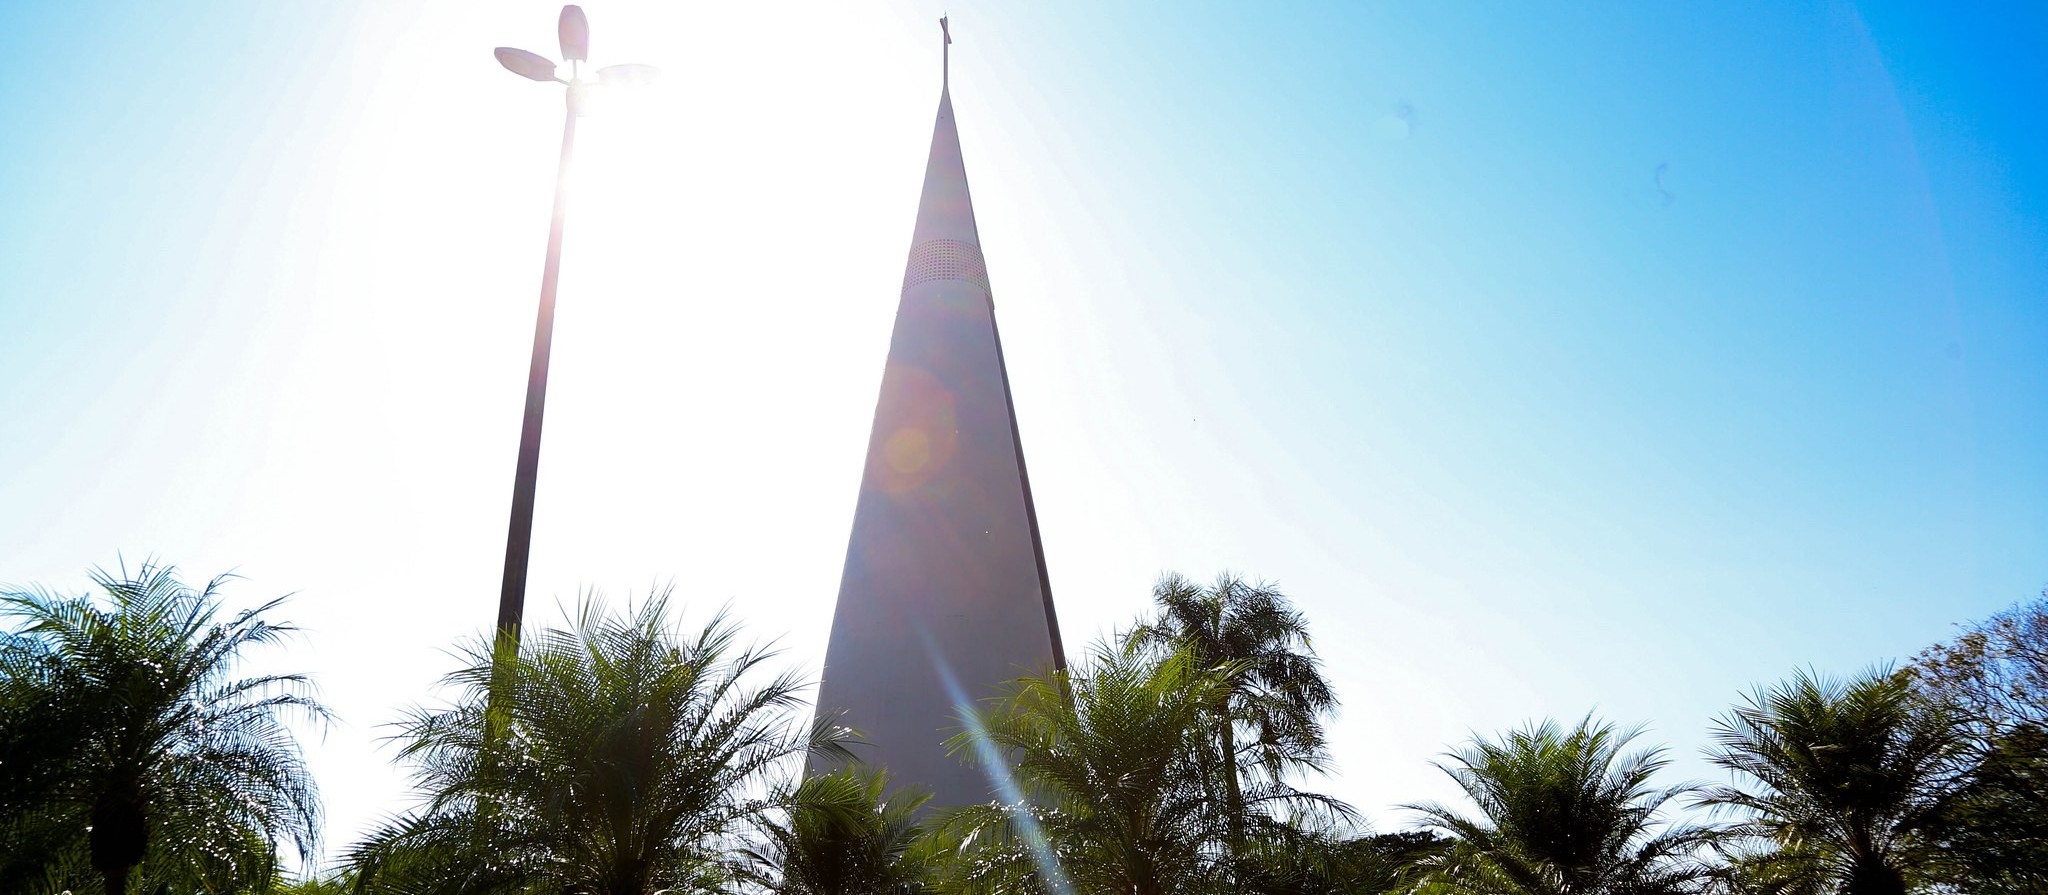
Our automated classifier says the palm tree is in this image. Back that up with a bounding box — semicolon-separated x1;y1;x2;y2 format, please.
1699;669;1968;895
739;768;935;895
347;592;849;895
1128;573;1338;847
0;561;325;895
0;643;91;894
1407;717;1714;895
939;642;1350;895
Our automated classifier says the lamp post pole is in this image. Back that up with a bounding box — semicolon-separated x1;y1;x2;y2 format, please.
491;6;655;655
496;88;578;653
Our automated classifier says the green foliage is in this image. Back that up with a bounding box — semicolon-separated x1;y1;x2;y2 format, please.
271;869;360;894
12;558;2039;895
1129;573;1339;850
1926;723;2048;894
1901;594;2048;891
1700;668;1967;895
1407;717;1714;895
739;768;936;895
1354;830;1456;892
936;643;1351;895
1711;847;1830;895
345;592;848;895
0;561;324;895
1231;827;1450;895
1907;592;2048;735
1131;574;1338;784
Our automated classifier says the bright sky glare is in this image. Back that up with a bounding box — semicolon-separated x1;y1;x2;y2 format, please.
2;0;2045;866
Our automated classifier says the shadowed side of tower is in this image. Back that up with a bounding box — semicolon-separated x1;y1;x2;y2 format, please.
811;21;1066;809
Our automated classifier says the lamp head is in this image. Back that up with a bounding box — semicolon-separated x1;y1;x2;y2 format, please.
495;47;560;82
559;6;590;63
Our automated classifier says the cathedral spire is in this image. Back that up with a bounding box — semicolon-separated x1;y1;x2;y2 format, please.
811;23;1065;809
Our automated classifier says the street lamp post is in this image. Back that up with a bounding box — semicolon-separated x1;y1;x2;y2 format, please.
493;5;657;654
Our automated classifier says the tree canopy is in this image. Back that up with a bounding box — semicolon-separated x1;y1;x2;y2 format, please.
6;564;2045;895
347;593;847;895
0;561;325;895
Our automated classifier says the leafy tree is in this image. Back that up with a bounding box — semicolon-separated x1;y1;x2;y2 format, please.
739;768;935;895
1906;596;2048;893
938;643;1350;895
1231;825;1362;895
1699;669;1966;895
1925;722;2048;894
1407;717;1714;895
1352;830;1455;893
1128;573;1338;848
1908;592;2048;735
347;593;848;895
0;562;324;895
1233;827;1449;895
1710;847;1829;895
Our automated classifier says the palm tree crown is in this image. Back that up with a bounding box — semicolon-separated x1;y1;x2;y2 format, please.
348;592;848;895
0;561;325;895
1699;668;1967;895
1407;717;1713;895
740;768;934;895
941;643;1349;895
1129;573;1338;843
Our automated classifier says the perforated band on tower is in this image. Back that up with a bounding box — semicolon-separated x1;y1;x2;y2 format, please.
903;238;990;295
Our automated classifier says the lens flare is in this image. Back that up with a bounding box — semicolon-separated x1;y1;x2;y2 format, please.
917;623;1074;895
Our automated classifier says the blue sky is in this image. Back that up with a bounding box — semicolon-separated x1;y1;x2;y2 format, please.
3;0;2044;862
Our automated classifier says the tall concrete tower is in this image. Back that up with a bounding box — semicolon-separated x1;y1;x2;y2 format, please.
812;19;1066;808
